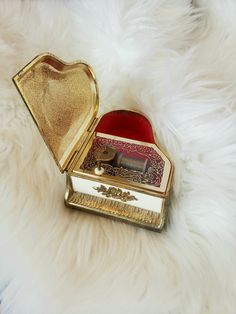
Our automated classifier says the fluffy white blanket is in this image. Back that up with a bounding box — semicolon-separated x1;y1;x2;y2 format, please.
0;0;236;313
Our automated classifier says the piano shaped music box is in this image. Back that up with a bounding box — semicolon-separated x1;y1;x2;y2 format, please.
13;53;173;232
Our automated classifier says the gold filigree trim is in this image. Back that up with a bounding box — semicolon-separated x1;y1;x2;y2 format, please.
93;185;137;202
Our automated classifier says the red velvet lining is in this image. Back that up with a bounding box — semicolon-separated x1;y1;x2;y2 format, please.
95;110;155;143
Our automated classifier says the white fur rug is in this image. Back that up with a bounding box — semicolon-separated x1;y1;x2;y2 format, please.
1;0;236;313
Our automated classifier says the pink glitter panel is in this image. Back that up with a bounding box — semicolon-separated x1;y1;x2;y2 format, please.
81;136;165;187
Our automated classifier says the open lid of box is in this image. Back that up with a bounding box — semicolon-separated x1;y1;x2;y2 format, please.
13;53;99;172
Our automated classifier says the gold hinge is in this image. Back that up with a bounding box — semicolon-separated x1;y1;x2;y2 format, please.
66;118;98;172
88;117;98;132
65;150;79;172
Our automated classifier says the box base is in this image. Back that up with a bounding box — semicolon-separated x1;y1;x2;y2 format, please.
64;182;166;232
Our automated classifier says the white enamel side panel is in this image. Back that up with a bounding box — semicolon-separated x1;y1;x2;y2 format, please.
71;176;163;214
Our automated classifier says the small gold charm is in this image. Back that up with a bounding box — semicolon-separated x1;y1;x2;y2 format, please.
93;185;137;202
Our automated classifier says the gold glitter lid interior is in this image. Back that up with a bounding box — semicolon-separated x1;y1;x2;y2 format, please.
13;53;98;172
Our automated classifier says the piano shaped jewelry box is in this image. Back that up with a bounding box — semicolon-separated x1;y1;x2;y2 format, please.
13;53;173;232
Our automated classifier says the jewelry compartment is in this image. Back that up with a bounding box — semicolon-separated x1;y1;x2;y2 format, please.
71;110;172;195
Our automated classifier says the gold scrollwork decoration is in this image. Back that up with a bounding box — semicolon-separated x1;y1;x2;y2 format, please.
93;185;137;202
